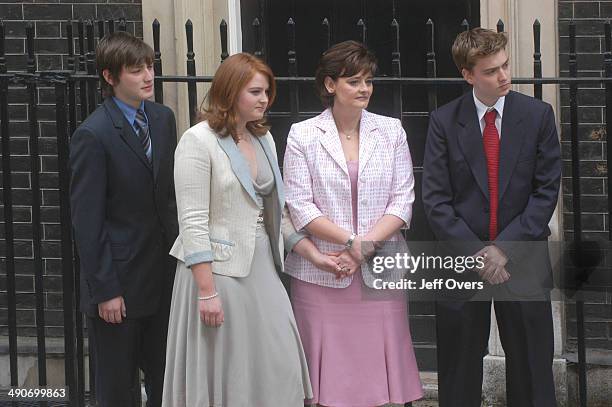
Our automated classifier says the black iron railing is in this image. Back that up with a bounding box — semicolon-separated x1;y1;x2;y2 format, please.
0;16;610;407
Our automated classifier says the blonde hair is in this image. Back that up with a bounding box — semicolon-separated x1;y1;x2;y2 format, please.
452;28;508;72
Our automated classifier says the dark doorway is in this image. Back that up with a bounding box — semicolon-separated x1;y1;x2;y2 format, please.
242;0;479;75
241;0;479;111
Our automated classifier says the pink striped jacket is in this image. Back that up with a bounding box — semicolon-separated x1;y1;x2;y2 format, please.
283;108;415;288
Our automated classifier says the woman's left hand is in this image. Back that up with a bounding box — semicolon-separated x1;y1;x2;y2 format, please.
347;235;376;264
333;250;361;279
312;251;345;276
347;236;364;264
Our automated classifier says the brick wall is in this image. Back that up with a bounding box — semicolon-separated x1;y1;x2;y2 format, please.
559;0;612;351
0;1;143;337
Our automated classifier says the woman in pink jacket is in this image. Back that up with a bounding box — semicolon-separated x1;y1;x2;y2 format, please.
283;40;424;406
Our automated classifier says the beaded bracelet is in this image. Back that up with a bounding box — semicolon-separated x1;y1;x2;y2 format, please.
197;292;219;301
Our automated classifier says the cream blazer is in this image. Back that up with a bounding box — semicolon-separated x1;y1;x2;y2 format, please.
170;121;304;277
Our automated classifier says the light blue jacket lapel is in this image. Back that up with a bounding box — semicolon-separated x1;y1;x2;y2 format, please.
216;135;258;204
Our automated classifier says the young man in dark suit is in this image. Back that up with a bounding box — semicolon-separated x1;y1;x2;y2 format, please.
422;28;561;406
70;31;178;407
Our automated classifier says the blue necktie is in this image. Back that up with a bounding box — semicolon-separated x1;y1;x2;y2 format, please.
134;109;152;163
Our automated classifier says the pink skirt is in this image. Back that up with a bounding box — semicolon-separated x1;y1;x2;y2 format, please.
291;275;424;407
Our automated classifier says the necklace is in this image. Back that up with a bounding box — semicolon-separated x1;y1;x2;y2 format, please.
343;130;358;140
235;133;250;144
334;116;359;140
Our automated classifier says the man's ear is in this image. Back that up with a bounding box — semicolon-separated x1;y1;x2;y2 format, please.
461;68;474;86
324;76;336;95
102;69;117;87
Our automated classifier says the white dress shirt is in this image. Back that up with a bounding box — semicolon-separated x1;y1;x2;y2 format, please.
473;90;505;138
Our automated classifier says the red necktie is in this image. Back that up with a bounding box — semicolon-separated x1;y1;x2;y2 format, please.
483;109;499;240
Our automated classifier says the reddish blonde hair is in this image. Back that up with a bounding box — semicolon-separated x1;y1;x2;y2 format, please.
199;53;276;138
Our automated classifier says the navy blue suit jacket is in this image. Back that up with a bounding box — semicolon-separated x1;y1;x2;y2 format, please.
70;98;178;317
422;91;561;295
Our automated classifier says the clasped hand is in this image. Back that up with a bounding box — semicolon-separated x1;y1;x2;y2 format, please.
473;245;510;285
98;296;126;323
313;235;374;279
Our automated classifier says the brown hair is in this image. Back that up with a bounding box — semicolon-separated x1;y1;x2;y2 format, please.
452;28;508;73
315;40;377;108
199;53;276;139
95;31;154;97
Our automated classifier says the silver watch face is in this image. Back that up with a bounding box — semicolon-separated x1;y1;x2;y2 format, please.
345;234;355;249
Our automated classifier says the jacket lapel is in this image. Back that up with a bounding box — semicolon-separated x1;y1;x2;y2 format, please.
104;98;152;173
144;101;162;182
456;93;489;199
498;91;525;200
316;109;349;175
216;134;258;205
358;110;378;177
257;135;285;208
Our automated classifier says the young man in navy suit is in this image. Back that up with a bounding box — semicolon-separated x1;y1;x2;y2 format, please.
70;32;178;407
422;28;561;406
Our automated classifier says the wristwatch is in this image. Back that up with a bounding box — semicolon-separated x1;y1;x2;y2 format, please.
344;233;357;250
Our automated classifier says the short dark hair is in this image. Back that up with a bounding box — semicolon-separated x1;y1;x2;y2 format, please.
315;40;377;107
452;28;508;73
95;31;154;97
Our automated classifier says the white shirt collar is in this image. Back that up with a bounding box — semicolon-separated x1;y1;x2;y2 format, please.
473;89;505;123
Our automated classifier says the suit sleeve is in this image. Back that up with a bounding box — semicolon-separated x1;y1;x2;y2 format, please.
495;104;561;255
264;132;308;251
384;119;415;226
70;127;122;304
174;129;214;267
422;111;485;253
283;124;325;230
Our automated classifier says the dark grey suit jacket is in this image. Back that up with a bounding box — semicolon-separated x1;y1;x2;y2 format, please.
422;90;561;296
70;98;178;317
